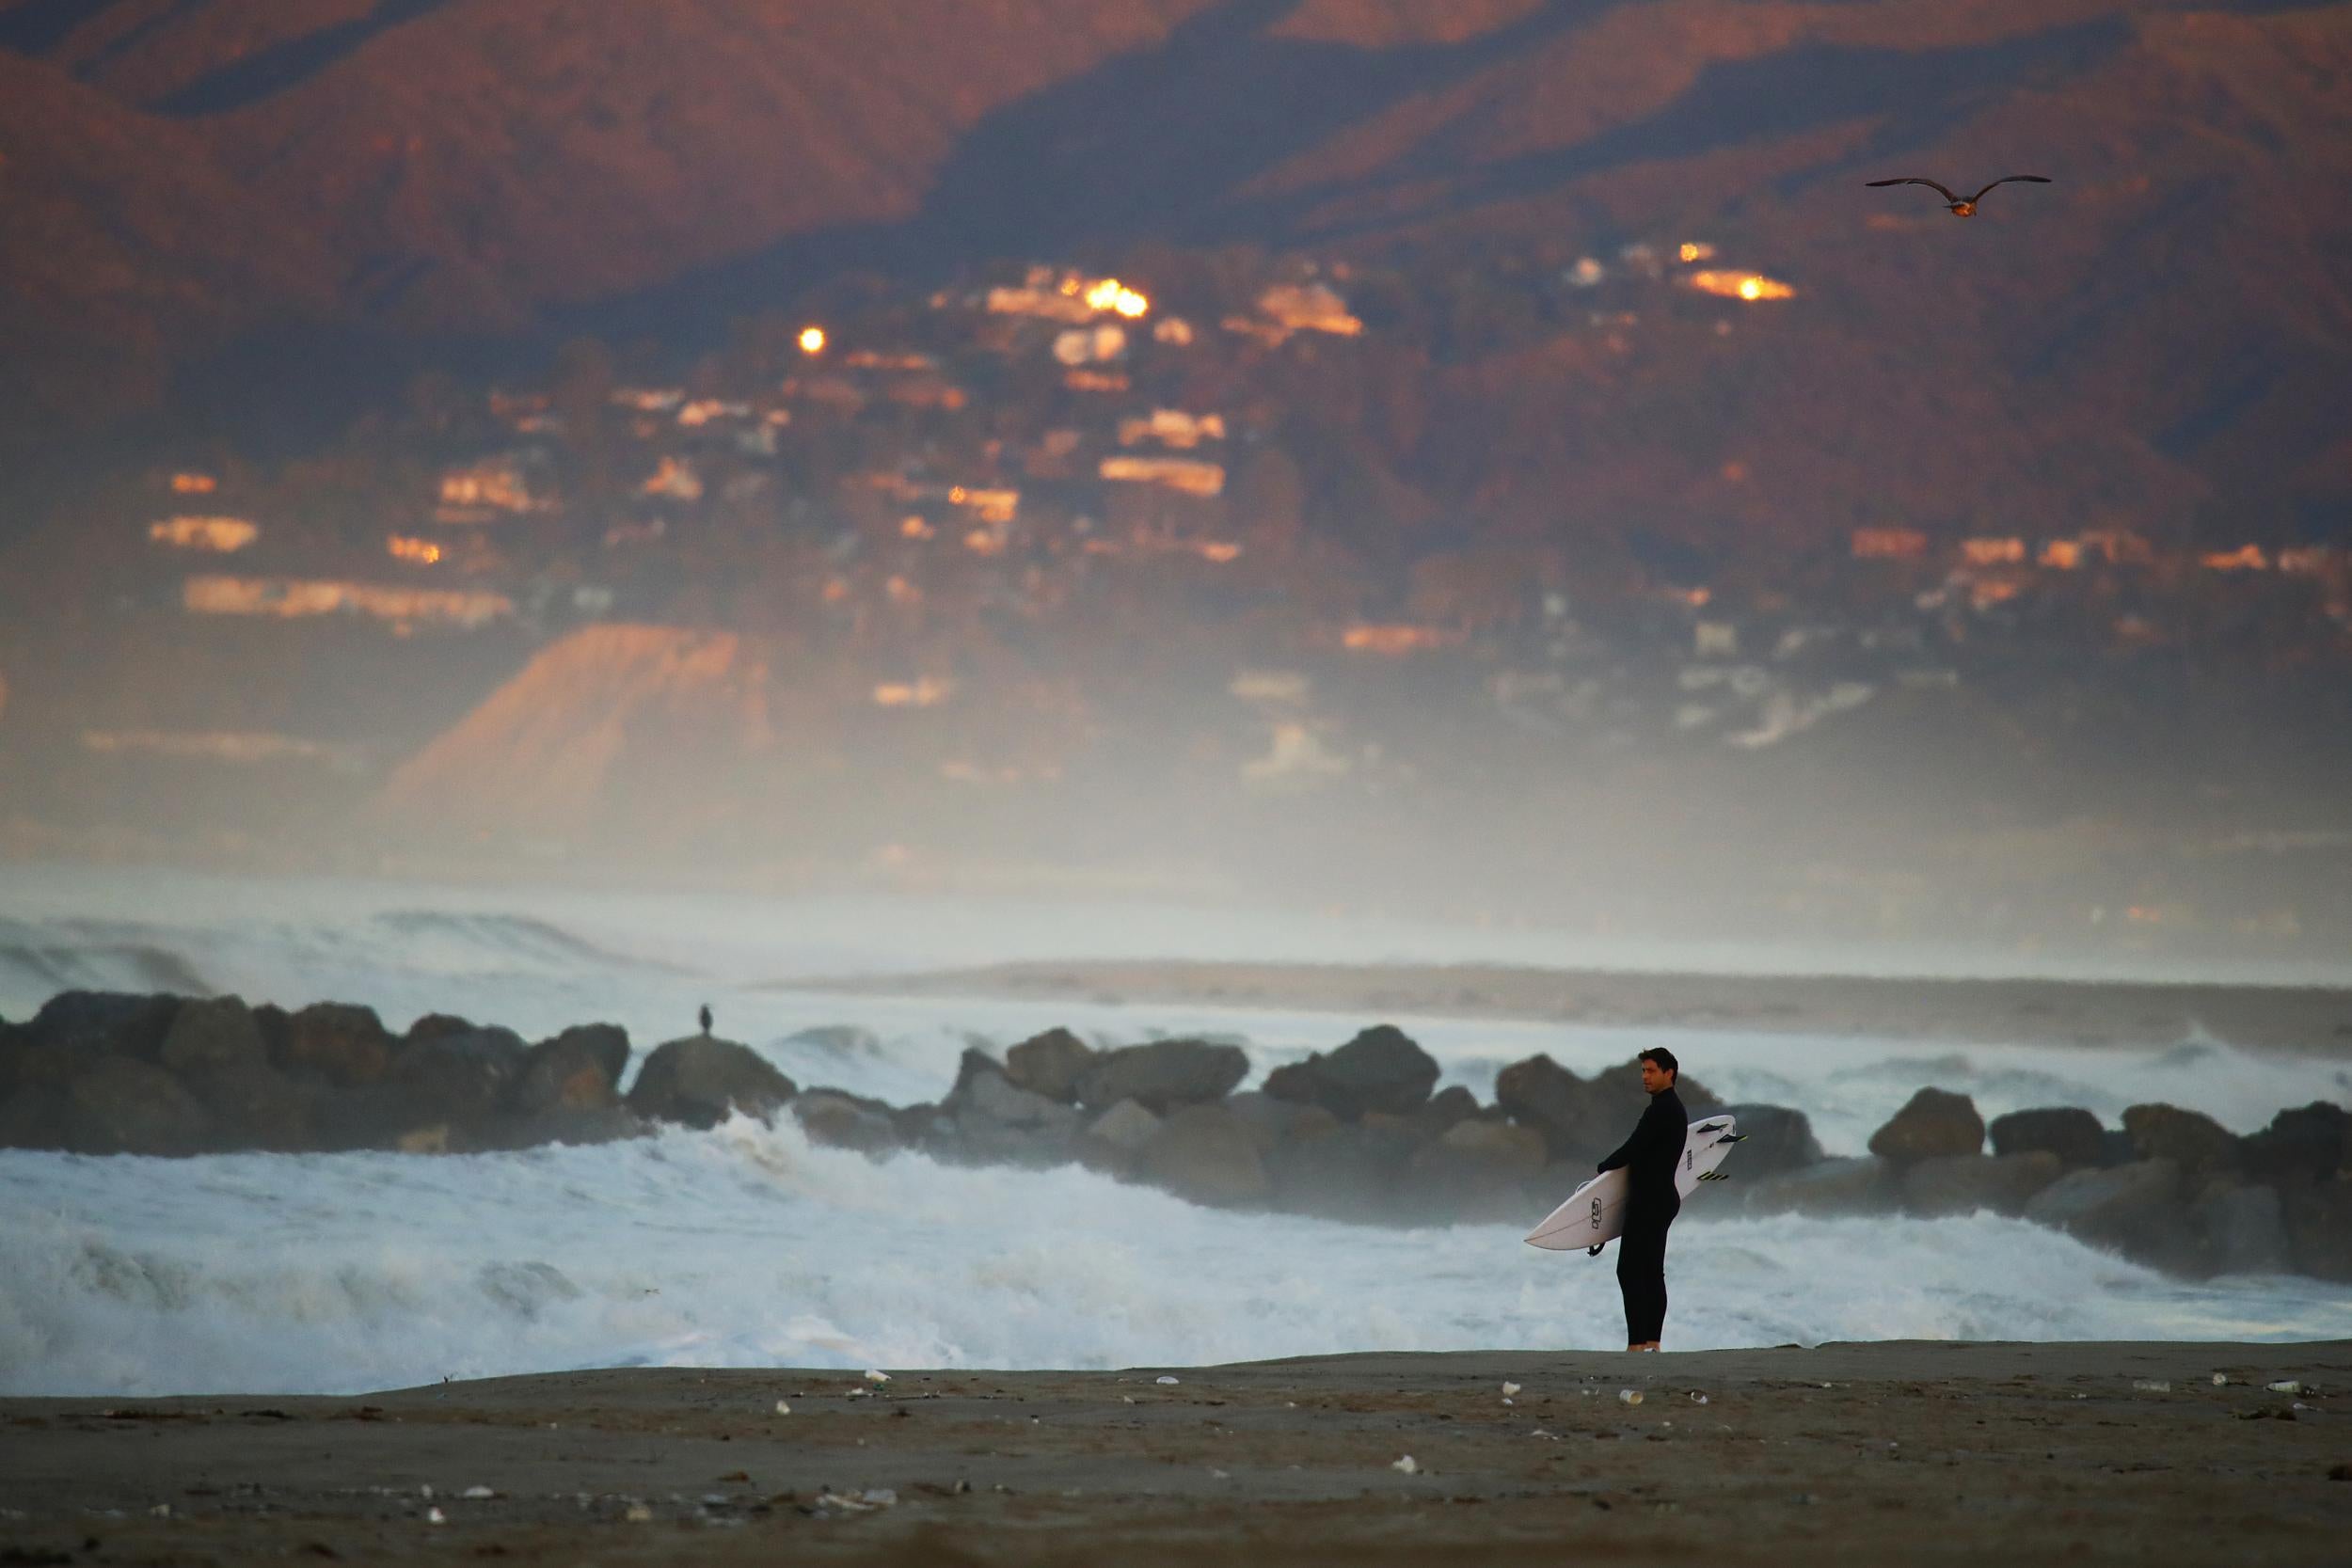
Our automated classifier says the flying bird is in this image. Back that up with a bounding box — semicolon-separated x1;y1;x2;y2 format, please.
1865;175;2050;216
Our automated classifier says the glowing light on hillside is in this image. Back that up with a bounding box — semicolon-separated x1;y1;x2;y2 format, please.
2201;545;2269;572
1688;270;1795;302
1343;624;1455;655
150;515;257;553
1196;541;1242;563
170;473;217;494
873;676;953;708
1677;242;1716;263
388;535;443;564
1085;277;1150;317
900;515;936;540
799;325;827;355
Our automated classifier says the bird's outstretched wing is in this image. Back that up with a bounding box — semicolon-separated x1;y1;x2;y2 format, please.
1966;175;2052;203
1866;177;1960;202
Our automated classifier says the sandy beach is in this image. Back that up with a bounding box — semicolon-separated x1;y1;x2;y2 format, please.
4;1341;2345;1564
801;960;2352;1054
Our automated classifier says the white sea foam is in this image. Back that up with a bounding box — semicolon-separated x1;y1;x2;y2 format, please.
4;1116;2346;1399
2;866;2348;1397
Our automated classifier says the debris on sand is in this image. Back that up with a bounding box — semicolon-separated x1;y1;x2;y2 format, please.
1391;1455;1419;1475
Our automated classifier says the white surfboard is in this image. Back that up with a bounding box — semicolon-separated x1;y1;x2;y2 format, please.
1524;1116;1741;1253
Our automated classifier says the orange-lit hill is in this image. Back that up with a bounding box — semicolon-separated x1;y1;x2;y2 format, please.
373;624;774;847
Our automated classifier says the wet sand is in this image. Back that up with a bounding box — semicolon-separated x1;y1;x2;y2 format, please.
5;1342;2345;1564
795;959;2352;1053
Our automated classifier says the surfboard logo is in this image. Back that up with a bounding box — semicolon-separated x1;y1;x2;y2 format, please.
1588;1196;1603;1230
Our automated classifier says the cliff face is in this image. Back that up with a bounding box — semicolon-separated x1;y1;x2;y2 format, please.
373;625;775;844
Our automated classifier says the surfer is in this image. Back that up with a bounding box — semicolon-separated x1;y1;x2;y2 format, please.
1597;1049;1685;1351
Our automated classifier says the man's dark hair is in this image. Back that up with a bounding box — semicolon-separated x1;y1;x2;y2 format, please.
1639;1047;1678;1079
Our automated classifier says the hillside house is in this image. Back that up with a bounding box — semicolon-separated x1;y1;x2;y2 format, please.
149;515;258;553
183;576;514;629
1961;537;2026;566
1118;409;1227;449
437;453;549;520
1099;456;1224;497
1251;282;1363;341
1851;527;1927;560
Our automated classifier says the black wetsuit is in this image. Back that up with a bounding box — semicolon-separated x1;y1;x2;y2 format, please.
1597;1085;1685;1346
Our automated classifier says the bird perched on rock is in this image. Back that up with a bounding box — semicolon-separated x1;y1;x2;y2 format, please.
698;1004;712;1036
1866;174;2050;216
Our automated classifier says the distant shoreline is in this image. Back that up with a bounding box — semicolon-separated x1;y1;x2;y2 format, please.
784;959;2352;1053
6;1342;2345;1562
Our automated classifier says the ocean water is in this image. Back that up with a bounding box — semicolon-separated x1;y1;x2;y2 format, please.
2;865;2349;1397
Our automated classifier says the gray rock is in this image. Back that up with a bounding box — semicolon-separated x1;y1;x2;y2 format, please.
0;1085;70;1150
64;1057;215;1155
624;1036;796;1129
1719;1104;1823;1179
189;1060;316;1151
1084;1098;1164;1154
2190;1180;2290;1275
2281;1177;2352;1282
392;1027;528;1129
1411;1085;1483;1139
1900;1151;2064;1218
790;1088;903;1154
1404;1117;1549;1220
1136;1104;1270;1207
1867;1087;1984;1163
509;1024;630;1117
28;991;183;1063
1739;1157;1900;1217
1988;1107;2107;1169
2240;1102;2350;1186
473;1106;649;1151
1074;1038;1248;1115
280;1003;395;1086
2023;1159;2182;1257
1222;1090;1303;1151
1004;1028;1097;1103
1263;1114;1417;1221
1494;1053;1722;1165
2122;1104;2239;1179
962;1068;1082;1134
1262;1024;1438;1120
158;996;270;1079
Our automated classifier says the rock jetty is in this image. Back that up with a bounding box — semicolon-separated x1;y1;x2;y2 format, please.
4;990;2347;1282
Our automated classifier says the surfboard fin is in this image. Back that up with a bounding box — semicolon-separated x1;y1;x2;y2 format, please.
1694;1122;1727;1135
1717;1132;1747;1144
1587;1244;1604;1257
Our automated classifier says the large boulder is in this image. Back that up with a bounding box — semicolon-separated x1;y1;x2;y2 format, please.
1074;1038;1248;1115
1988;1107;2107;1170
1261;1024;1439;1120
509;1024;630;1117
624;1036;796;1129
158;996;270;1078
1738;1156;1900;1217
2240;1103;2350;1186
2281;1177;2352;1282
391;1026;528;1130
1867;1088;1984;1163
1411;1085;1483;1140
188;1060;316;1151
63;1057;215;1154
0;1085;70;1150
1222;1090;1306;1151
1004;1028;1097;1103
1263;1114;1418;1221
2189;1179;2291;1275
279;1003;395;1086
2122;1104;2239;1180
1494;1053;1721;1165
1136;1104;1270;1207
2023;1159;2181;1259
1719;1104;1823;1180
29;991;183;1063
1493;1054;1607;1161
789;1087;904;1154
1403;1117;1548;1220
1900;1151;2064;1218
1082;1098;1164;1158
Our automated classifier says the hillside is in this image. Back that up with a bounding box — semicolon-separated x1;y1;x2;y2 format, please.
1;0;2346;544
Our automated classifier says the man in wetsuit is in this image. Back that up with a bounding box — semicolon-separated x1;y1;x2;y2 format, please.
1596;1048;1685;1352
